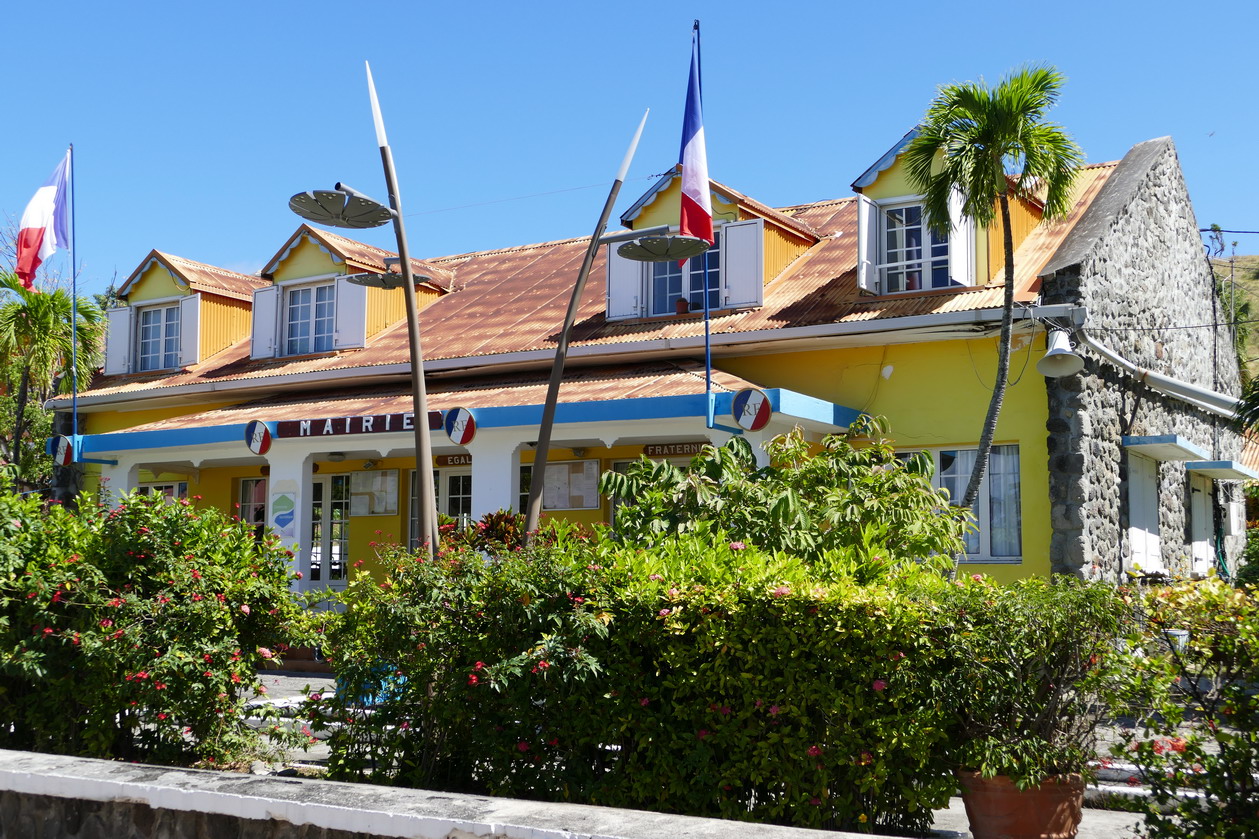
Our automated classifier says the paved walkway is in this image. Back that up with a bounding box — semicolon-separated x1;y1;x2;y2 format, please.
252;671;1149;838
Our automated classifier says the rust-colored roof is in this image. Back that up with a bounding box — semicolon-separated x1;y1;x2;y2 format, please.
120;250;269;302
115;360;759;433
262;225;455;291
1240;432;1259;478
77;163;1118;403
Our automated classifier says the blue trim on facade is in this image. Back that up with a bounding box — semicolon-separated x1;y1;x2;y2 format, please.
78;388;856;454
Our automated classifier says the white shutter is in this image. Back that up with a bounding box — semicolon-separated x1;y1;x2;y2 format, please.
104;306;134;375
251;285;280;359
1189;474;1213;576
605;244;645;320
333;277;368;349
1127;455;1163;573
856;193;879;294
947;188;975;286
721;218;764;310
178;294;200;367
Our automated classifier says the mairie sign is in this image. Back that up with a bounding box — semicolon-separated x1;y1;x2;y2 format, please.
275;411;443;439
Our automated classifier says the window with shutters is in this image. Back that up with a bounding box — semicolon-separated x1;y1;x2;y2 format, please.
1127;453;1163;573
856;193;974;295
104;295;200;375
251;277;367;360
605;219;763;320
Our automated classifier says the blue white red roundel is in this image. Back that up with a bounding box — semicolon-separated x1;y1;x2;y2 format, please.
732;388;772;432
51;435;74;467
445;407;476;446
245;420;272;456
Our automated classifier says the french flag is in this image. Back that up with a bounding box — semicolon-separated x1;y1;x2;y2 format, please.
677;22;712;245
16;151;71;289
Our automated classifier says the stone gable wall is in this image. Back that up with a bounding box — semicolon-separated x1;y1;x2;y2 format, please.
1040;139;1243;581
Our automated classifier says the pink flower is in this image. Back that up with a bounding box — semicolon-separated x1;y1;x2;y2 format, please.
648;574;663;581
639;697;650;706
768;705;781;716
872;679;887;693
467;674;479;686
517;741;529;752
239;604;250;615
771;585;790;598
257;647;273;659
729;541;746;551
474;661;485;671
807;745;822;757
810;797;821;806
971;574;983;582
99;619;113;628
658;609;671;617
697;729;709;740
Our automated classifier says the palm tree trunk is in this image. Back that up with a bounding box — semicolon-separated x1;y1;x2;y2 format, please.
9;365;32;491
960;192;1016;515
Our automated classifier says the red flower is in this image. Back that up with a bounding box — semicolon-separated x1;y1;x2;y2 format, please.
467;674;479;686
516;741;529;752
99;619;113;629
639;697;650;706
807;745;823;757
872;679;887;693
474;661;485;671
697;729;710;740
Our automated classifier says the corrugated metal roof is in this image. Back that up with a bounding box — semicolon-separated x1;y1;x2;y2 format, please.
78;164;1118;401
120;250;269;302
117;360;759;432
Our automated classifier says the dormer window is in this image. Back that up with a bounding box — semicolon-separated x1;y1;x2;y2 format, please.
137;304;181;371
284;283;335;356
650;231;721;315
607;219;763;320
857;193;974;295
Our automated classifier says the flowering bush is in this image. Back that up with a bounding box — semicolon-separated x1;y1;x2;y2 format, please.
0;490;302;765
1111;578;1259;837
312;526;960;834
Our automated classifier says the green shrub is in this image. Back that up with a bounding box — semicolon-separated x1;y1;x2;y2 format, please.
1111;578;1259;837
313;527;960;834
0;490;302;765
936;576;1128;787
600;417;968;566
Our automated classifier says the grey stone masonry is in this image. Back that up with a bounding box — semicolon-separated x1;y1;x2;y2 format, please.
1040;137;1244;582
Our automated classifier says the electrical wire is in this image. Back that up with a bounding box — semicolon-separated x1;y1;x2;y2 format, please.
402;172;669;219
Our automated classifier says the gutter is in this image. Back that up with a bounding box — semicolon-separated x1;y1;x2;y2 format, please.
53;304;1078;413
1077;332;1239;419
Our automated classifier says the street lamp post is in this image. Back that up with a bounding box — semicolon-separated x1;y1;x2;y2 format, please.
288;62;439;558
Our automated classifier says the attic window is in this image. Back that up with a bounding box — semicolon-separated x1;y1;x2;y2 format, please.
857;193;974;295
137;304;181;371
650;231;721;315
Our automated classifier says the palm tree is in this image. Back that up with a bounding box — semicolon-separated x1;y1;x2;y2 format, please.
904;65;1082;514
0;272;105;492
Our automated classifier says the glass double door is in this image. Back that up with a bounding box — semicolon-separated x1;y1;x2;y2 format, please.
309;475;349;588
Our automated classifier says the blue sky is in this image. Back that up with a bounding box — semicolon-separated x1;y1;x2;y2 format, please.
4;0;1257;299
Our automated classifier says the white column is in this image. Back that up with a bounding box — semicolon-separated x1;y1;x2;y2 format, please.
744;431;772;468
264;446;314;591
97;458;140;507
467;431;524;519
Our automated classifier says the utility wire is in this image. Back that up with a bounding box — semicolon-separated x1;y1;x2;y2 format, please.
403;172;669;219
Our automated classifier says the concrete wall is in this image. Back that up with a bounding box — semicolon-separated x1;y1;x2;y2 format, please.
0;749;851;839
1040;137;1244;581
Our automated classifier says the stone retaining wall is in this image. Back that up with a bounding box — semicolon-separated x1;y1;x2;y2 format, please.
0;749;850;839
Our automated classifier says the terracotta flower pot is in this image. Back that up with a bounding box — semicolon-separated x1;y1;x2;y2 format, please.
957;770;1085;839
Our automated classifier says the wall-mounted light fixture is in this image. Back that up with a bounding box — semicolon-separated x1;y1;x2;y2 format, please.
570;447;587;458
362;460;378;470
328;452;346;463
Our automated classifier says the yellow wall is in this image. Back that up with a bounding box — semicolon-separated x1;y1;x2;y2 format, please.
270;236;341;282
125;262;186;303
986;194;1043;283
721;335;1052;581
83;401;240;435
201;294;252;359
632;177;738;231
762;222;812;282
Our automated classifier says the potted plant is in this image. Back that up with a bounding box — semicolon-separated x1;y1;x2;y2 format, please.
940;576;1127;839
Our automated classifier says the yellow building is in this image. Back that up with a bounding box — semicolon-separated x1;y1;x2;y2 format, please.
56;133;1250;590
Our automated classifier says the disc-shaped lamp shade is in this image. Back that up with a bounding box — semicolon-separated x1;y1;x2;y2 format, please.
289;190;393;229
616;234;712;263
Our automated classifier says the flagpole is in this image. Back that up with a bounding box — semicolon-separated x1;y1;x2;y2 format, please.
69;144;78;444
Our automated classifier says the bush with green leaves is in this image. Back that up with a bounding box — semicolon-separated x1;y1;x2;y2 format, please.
935;576;1129;788
1110;578;1259;838
311;523;966;834
600;417;970;564
0;489;303;765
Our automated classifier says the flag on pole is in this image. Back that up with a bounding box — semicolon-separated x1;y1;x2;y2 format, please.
16;151;71;289
677;21;712;245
